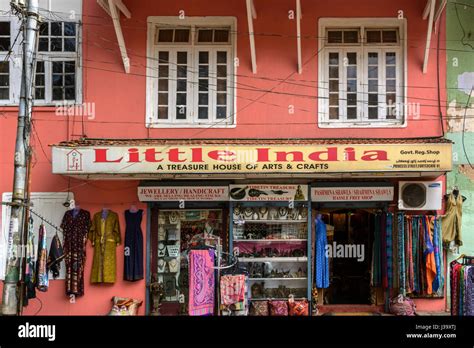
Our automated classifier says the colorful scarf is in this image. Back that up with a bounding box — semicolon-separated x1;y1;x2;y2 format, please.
220;274;246;306
406;217;414;293
371;214;382;287
35;224;49;292
386;213;393;289
432;217;443;294
188;249;215;316
464;266;474;316
47;235;65;279
411;217;419;294
450;260;462;315
423;217;436;295
397;213;406;296
315;215;329;288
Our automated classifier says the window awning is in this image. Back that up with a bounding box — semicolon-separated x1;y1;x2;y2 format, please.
50;138;452;180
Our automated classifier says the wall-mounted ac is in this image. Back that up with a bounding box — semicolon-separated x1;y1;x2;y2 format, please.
398;181;442;210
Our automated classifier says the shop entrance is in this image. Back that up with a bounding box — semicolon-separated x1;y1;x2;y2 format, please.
318;209;376;305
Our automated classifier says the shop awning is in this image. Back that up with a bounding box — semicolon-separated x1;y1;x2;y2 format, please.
50;138;452;180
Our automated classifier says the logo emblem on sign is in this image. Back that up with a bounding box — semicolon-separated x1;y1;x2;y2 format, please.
66;149;83;172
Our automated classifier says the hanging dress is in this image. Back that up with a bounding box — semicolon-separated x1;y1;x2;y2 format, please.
315;215;329;289
442;192;463;248
124;209;144;281
89;210;121;283
61;209;91;297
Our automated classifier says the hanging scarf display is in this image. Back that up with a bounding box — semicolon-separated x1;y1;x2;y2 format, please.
35;224;49;292
397;213;406;296
315;215;329;288
47;234;66;279
188;249;215;316
423;217;436;295
23;217;36;306
371;214;382;287
450;257;474;316
386;213;393;289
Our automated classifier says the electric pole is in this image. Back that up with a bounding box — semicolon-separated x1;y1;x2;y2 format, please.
2;0;40;315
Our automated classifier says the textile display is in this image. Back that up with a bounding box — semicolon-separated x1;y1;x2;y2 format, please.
315;215;329;288
188;249;215;316
35;224;49;292
269;300;289;316
61;208;91;296
47;234;65;279
23;217;36;305
250;301;269;316
288;299;309;316
450;258;474;316
89;210;121;283
123;209;144;281
442;192;463;248
220;274;246;305
396;214;444;297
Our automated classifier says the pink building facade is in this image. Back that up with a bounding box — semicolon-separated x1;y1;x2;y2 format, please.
0;0;452;316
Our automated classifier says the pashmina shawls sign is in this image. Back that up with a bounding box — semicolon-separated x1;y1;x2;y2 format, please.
188;249;215;316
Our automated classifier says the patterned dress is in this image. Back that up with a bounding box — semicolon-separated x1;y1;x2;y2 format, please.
61;209;91;297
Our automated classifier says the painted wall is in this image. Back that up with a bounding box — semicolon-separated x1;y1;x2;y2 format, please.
0;0;448;315
445;0;474;304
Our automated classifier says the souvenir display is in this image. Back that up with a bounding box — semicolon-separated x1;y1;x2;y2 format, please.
232;203;309;314
156;209;223;307
269;300;289;316
250;301;269;316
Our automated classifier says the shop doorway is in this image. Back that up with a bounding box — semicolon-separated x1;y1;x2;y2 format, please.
318;209;376;305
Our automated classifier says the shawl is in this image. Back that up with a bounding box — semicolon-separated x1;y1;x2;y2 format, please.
423;217;436;295
450;261;462;315
432;217;443;294
220;274;246;306
411;216;420;294
315;215;329;288
386;213;393;289
371;214;382;287
381;213;387;288
24;217;36;304
47;234;66;279
188;249;215;316
397;213;406;296
35;224;49;292
406;217;414;293
464;266;474;316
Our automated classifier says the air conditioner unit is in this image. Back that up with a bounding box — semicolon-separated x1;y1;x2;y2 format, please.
398;181;442;210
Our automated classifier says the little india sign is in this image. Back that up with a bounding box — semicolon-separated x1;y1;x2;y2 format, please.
51;144;452;175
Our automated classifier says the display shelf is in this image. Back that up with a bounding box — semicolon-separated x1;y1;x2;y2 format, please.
239;257;307;262
233;219;306;224
234;239;307;242
248;277;307;281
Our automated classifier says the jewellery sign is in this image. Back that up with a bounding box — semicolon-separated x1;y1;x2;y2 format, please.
138;186;228;201
229;185;308;201
311;186;394;202
51;143;452;176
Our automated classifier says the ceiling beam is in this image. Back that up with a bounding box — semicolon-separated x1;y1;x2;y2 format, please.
246;0;257;74
108;0;130;73
423;0;436;74
296;0;302;74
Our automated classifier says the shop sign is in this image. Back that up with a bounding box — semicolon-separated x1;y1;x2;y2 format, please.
229;184;308;201
138;186;228;201
51;143;452;176
311;186;394;202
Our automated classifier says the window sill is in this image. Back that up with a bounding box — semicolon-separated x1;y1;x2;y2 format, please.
318;121;407;129
147;123;237;129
